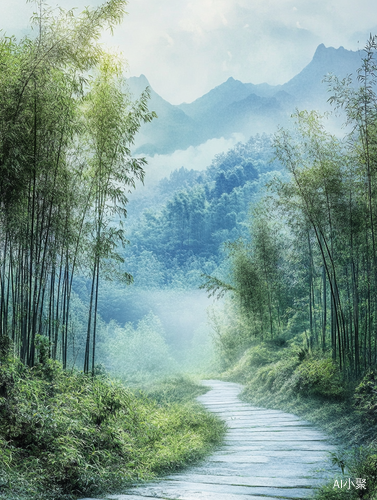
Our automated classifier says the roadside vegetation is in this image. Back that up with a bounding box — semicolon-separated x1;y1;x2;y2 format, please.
0;349;226;500
0;3;226;499
220;337;377;500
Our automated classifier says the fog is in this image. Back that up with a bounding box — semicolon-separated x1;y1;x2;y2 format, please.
138;132;246;185
95;285;219;382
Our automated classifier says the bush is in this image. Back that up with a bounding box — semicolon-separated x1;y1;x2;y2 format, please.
141;375;208;405
223;343;284;382
354;371;377;424
316;446;377;500
292;358;345;399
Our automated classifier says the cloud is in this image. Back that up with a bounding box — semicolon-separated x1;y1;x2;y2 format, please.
141;133;246;185
111;0;376;104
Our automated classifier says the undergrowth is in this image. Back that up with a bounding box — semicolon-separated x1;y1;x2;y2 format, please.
0;359;226;500
139;374;209;405
223;340;377;500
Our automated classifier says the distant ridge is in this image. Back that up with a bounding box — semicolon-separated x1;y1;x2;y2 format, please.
128;44;362;155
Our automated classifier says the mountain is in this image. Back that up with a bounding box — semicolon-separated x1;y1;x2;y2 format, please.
127;75;200;155
177;77;279;120
128;44;361;155
280;44;361;105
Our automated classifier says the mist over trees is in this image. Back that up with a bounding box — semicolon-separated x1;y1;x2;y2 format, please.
2;0;377;387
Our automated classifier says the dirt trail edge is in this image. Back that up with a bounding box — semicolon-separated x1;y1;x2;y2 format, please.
80;379;337;500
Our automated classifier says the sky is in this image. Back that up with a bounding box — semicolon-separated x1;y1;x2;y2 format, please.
2;0;377;104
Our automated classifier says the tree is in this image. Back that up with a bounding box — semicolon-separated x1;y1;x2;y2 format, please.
0;0;155;371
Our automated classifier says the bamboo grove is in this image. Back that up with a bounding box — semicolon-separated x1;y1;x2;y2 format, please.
203;36;377;379
0;1;155;372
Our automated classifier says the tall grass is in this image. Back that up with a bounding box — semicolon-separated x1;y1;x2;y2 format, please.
0;359;226;500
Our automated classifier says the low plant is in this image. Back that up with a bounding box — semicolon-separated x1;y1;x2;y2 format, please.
140;375;209;405
354;371;377;424
315;446;377;500
292;357;345;399
0;359;226;500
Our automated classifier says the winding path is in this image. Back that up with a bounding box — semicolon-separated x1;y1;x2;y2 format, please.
81;380;337;500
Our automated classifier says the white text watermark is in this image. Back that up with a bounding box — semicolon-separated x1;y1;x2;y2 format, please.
333;478;366;490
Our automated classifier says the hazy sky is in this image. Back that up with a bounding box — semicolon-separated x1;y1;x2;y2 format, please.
2;0;377;104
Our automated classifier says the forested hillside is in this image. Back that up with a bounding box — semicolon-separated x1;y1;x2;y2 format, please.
76;134;285;379
121;134;283;288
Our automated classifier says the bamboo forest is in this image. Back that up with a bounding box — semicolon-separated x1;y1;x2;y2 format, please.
2;1;377;500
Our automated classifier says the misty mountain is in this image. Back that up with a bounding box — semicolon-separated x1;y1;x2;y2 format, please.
281;44;361;105
128;44;362;155
127;75;201;155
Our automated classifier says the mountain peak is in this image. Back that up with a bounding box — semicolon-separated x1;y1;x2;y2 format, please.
312;43;353;62
129;74;150;86
314;43;326;56
127;74;153;99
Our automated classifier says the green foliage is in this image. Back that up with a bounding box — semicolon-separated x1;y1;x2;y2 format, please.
0;0;155;373
0;362;225;500
224;338;345;400
354;371;377;424
233;345;279;374
315;446;377;500
208;300;254;368
0;336;12;363
118;135;283;291
293;358;345;399
34;335;50;366
138;375;209;405
206;36;377;380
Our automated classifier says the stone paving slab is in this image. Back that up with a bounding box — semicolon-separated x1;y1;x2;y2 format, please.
107;493;292;500
220;442;336;451
181;463;328;478
105;480;313;498
164;473;322;487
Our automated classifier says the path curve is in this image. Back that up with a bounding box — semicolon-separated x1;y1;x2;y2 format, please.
81;380;336;500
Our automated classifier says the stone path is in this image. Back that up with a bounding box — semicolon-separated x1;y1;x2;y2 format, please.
80;380;337;500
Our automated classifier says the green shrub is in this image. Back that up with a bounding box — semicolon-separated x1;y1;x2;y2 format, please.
354;371;377;424
223;343;283;382
141;375;208;405
315;446;377;500
292;358;345;399
270;357;301;393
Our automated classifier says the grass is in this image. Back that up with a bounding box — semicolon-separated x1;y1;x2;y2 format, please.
137;374;209;405
222;342;377;500
0;359;226;500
